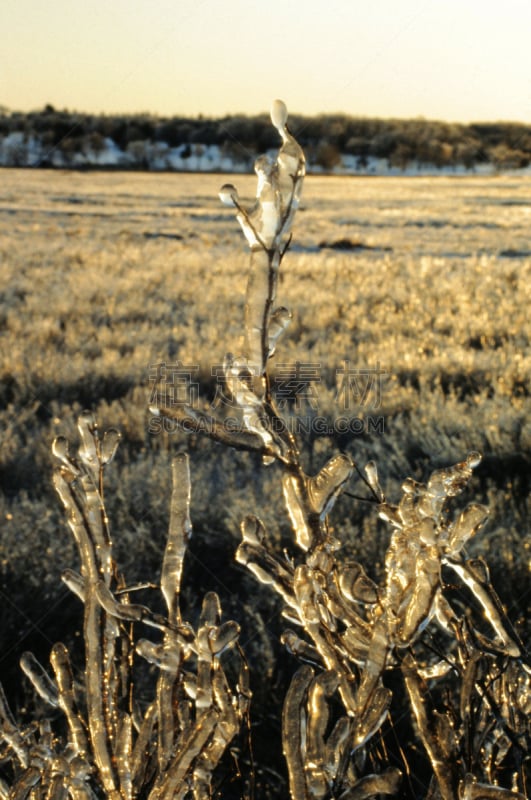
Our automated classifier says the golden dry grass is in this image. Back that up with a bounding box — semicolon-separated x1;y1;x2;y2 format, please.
0;166;529;682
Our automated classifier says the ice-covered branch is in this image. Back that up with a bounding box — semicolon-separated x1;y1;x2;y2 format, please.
0;418;248;799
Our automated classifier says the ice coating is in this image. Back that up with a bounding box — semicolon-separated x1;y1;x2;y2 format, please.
271;98;289;130
307;453;353;517
364;459;385;502
0;416;250;799
161;453;192;622
282;665;400;799
7;98;526;800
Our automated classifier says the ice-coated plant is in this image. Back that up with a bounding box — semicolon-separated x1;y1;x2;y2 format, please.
0;413;249;799
1;100;529;800
152;100;530;799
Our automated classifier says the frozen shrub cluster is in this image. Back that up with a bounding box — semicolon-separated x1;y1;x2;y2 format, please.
0;101;529;799
0;415;249;799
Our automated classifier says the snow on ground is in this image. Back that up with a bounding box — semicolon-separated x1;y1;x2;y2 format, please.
0;132;529;176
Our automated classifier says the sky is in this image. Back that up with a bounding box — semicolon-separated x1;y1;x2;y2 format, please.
1;0;531;123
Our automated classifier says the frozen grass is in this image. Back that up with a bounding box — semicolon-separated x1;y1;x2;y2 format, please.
0;168;529;796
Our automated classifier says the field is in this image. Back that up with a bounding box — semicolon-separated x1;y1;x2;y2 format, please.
0;168;529;795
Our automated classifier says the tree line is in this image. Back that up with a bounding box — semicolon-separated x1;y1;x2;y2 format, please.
1;103;530;170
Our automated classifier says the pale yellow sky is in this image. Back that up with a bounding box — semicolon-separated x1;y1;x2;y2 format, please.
1;0;530;122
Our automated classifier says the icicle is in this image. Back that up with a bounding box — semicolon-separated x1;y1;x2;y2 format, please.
161;453;192;623
50;643;89;758
444;560;520;656
338;768;402;798
130;703;156;794
9;767;41;799
240;514;266;546
465;557;490;583
271;99;305;238
283;473;314;551
323;717;351;782
20;652;59;708
195;593;219;713
305;671;338;797
250;155;282;250
353;686;392;750
61;569;86;602
76;411;99;476
223;353;273;447
283;665;314;800
95;580;163;627
218;99;305;400
116;713;133;800
378;503;402;528
459;773;526;799
364;460;385;502
270;98;289;132
402;655;455;800
193;669;240;797
397;479;424;527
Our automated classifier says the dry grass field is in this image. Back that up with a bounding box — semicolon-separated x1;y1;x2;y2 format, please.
0;168;529;794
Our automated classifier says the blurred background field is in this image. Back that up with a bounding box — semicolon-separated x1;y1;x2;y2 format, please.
0;169;529;786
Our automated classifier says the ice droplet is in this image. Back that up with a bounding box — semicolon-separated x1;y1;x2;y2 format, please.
466;557;490;583
271;99;289;131
77;410;98;470
101;429;121;465
268;306;292;357
218;183;238;207
52;435;79;478
466;451;482;469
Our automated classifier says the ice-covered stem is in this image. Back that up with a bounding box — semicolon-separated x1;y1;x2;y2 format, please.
0;416;249;799
154;100;356;553
53;412;122;797
220;99;305;388
152;100;305;463
162;453;192;624
282;665;401;800
402;654;456;800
